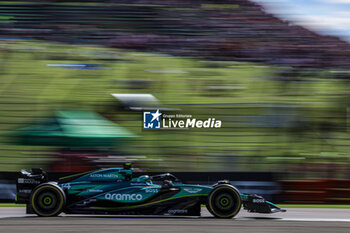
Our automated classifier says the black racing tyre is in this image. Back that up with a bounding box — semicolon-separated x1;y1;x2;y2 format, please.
30;183;66;217
206;184;241;218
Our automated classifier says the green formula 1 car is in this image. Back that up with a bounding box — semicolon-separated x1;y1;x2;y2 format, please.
16;163;285;218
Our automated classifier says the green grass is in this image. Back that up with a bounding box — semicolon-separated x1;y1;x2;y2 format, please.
0;203;25;207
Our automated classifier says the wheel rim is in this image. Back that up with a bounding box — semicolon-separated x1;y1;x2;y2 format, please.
215;193;234;211
38;192;57;210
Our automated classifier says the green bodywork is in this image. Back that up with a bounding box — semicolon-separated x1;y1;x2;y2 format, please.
58;168;213;207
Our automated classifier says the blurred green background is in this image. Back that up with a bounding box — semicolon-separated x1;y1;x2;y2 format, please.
0;40;349;177
0;0;350;178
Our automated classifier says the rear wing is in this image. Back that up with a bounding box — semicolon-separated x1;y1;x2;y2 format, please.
16;168;48;203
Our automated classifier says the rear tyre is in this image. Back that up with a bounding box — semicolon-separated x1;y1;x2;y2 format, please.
30;183;66;217
206;184;241;218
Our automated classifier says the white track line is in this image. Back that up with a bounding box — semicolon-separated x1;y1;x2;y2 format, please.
1;215;350;222
236;217;350;222
278;218;350;222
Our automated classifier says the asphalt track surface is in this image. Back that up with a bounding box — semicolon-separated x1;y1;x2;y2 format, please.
0;207;350;233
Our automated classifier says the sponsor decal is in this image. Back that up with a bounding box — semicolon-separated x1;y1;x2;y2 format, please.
183;188;202;194
143;109;222;129
168;209;188;214
252;199;265;203
130;182;146;186
145;188;159;193
90;173;120;178
17;178;40;184
105;193;143;201
87;189;103;193
18;189;32;194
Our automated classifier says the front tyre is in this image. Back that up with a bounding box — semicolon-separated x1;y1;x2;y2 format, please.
30;183;66;217
207;184;241;218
